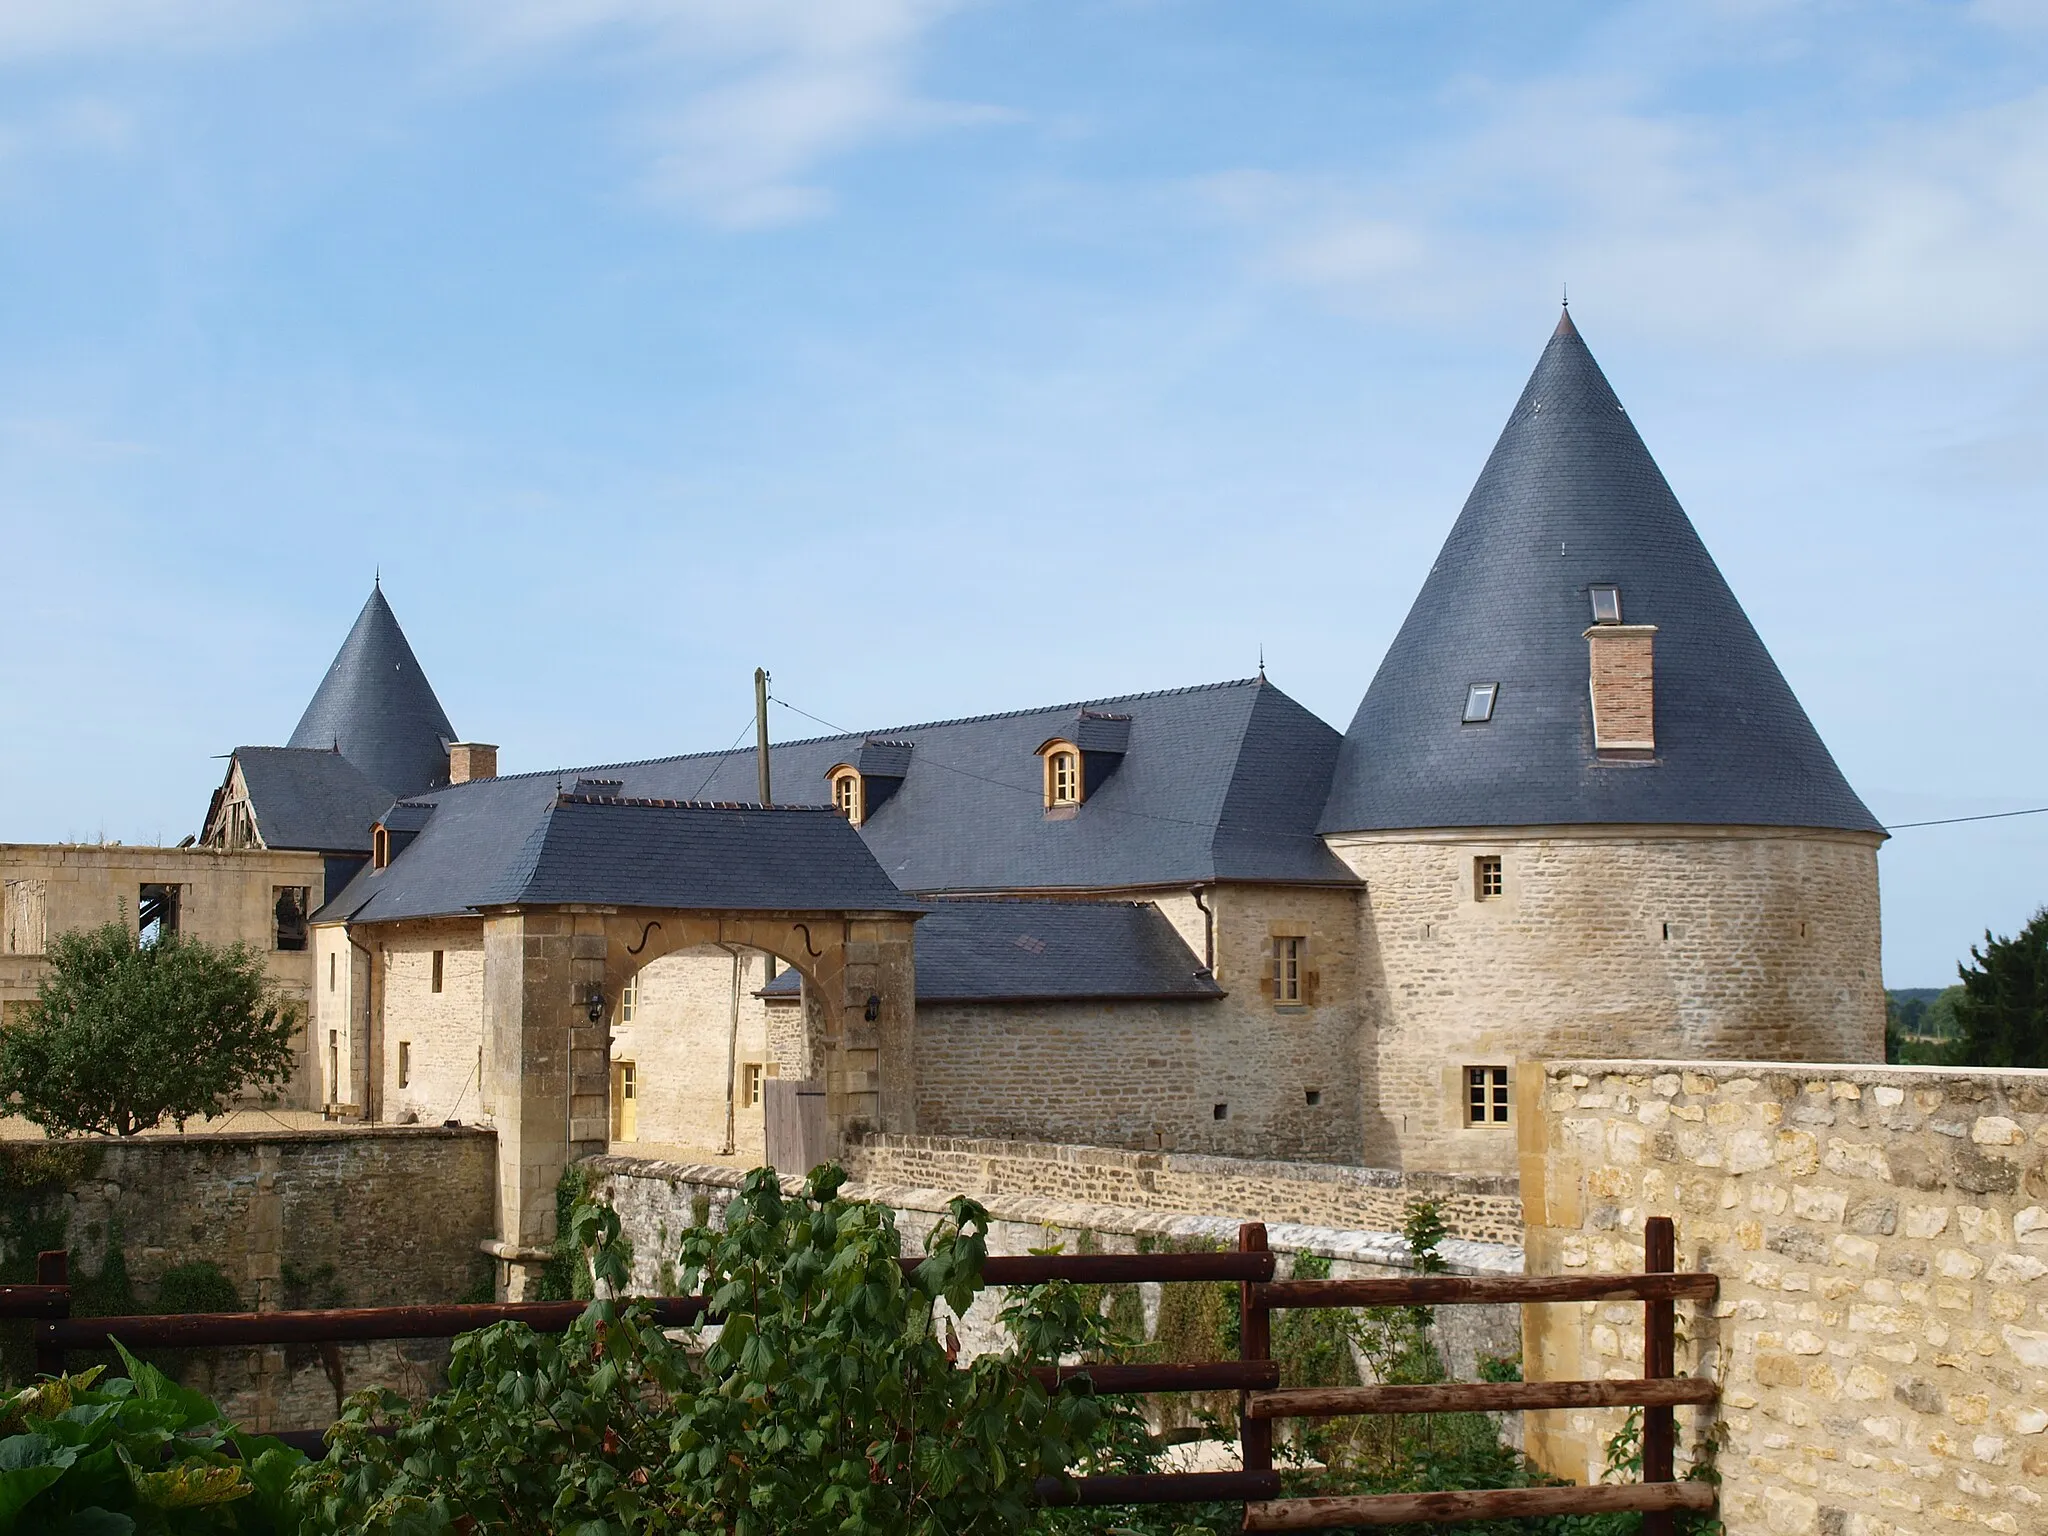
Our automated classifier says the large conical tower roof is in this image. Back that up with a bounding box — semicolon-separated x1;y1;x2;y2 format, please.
1319;311;1881;836
288;584;456;798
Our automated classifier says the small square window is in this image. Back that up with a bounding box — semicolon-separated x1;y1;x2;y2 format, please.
431;950;444;993
1213;1102;1229;1121
1466;1066;1510;1126
1271;936;1305;1005
1462;682;1498;723
1475;855;1503;900
1589;585;1622;625
1304;1088;1322;1107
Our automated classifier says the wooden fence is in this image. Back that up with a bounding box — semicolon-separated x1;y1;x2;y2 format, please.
5;1217;1716;1529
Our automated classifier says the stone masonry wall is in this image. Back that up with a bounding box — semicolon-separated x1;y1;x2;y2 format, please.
584;1153;1523;1384
1329;828;1885;1175
846;1133;1523;1246
8;1127;496;1432
1521;1059;2048;1536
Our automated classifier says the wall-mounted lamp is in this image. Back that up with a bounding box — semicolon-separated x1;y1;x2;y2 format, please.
585;985;608;1025
863;994;881;1023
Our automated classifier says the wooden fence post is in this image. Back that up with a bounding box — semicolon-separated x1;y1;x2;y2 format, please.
1642;1216;1676;1536
1239;1223;1272;1483
34;1250;68;1380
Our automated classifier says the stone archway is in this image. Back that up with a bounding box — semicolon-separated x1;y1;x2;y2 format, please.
478;903;916;1296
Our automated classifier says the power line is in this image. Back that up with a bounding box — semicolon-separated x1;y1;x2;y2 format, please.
688;713;763;802
1886;805;2048;831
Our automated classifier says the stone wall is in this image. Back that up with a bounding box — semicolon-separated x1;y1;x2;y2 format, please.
583;1152;1523;1383
1329;827;1885;1174
3;1127;496;1431
846;1133;1524;1246
1521;1058;2048;1536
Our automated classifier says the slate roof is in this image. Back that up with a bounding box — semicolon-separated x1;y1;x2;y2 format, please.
1319;311;1883;836
288;585;457;800
232;747;393;854
325;795;922;923
760;899;1222;1003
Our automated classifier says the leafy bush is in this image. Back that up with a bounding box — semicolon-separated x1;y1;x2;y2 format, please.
0;923;299;1137
0;1347;303;1534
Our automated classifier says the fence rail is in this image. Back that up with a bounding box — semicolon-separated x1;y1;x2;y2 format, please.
7;1218;1716;1528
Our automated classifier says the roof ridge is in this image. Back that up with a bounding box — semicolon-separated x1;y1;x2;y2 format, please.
556;794;839;813
448;677;1267;788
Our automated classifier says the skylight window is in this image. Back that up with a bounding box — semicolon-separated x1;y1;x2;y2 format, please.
1589;585;1622;625
1462;683;1498;723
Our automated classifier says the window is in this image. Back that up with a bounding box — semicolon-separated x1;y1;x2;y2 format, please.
1589;585;1622;625
372;826;391;869
431;950;444;993
743;1062;765;1108
273;887;309;951
138;884;180;947
1304;1088;1322;1107
1467;1066;1510;1126
1271;936;1304;1005
1213;1102;1229;1121
1045;747;1080;807
328;1030;339;1103
398;1041;411;1089
3;879;48;957
612;1061;638;1142
1475;856;1503;900
1462;682;1499;723
619;973;637;1025
830;769;863;824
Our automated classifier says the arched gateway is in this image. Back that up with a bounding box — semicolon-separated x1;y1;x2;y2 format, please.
317;793;921;1298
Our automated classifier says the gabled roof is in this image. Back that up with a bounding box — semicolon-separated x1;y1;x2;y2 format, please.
288;585;456;799
1319;311;1883;837
232;747;392;854
760;898;1221;1003
315;677;1354;926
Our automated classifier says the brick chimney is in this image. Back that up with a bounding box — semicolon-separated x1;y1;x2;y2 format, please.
1584;626;1657;754
447;742;499;784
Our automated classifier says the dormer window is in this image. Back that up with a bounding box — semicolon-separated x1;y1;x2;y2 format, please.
1042;744;1081;807
828;767;864;825
372;825;391;869
1462;683;1498;723
1589;585;1622;625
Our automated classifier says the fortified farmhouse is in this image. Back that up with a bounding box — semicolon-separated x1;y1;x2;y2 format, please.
1;312;1886;1280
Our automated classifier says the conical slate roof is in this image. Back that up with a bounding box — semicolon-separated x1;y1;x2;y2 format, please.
288;585;456;798
1319;311;1882;836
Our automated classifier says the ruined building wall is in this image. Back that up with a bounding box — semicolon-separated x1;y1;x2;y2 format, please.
1328;827;1885;1174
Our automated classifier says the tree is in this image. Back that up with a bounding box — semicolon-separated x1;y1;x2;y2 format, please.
0;921;300;1136
1952;908;2048;1069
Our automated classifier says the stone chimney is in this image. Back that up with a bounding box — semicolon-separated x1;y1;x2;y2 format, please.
1584;626;1657;754
447;742;499;784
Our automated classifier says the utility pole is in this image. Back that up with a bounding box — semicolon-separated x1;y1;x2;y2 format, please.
754;668;773;806
754;668;776;985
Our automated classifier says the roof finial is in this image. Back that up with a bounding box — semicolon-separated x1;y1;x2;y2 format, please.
1561;281;1568;309
374;565;381;590
1257;644;1266;682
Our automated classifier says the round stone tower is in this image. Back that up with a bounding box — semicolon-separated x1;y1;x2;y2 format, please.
1320;311;1885;1173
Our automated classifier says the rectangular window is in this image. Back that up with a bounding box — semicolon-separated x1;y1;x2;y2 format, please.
743;1062;765;1108
431;950;444;994
329;951;336;991
1271;936;1304;1004
1048;749;1080;807
1462;682;1498;723
1589;585;1622;625
1475;856;1503;900
1467;1066;1510;1126
274;887;309;951
619;973;637;1025
398;1041;411;1089
138;883;180;946
328;1031;340;1103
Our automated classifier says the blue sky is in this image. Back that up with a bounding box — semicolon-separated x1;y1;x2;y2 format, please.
1;1;2044;986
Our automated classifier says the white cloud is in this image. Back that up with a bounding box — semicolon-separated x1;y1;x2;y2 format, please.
434;0;985;228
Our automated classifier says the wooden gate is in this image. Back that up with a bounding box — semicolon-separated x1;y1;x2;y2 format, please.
763;1078;828;1177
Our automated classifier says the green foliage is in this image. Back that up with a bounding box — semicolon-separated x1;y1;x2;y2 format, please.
1952;909;2048;1068
1886;985;1966;1065
532;1163;593;1302
293;1166;1111;1535
0;923;299;1137
157;1265;242;1317
0;1349;305;1534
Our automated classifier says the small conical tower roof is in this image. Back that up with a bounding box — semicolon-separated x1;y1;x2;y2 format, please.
288;584;456;798
1319;310;1881;835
